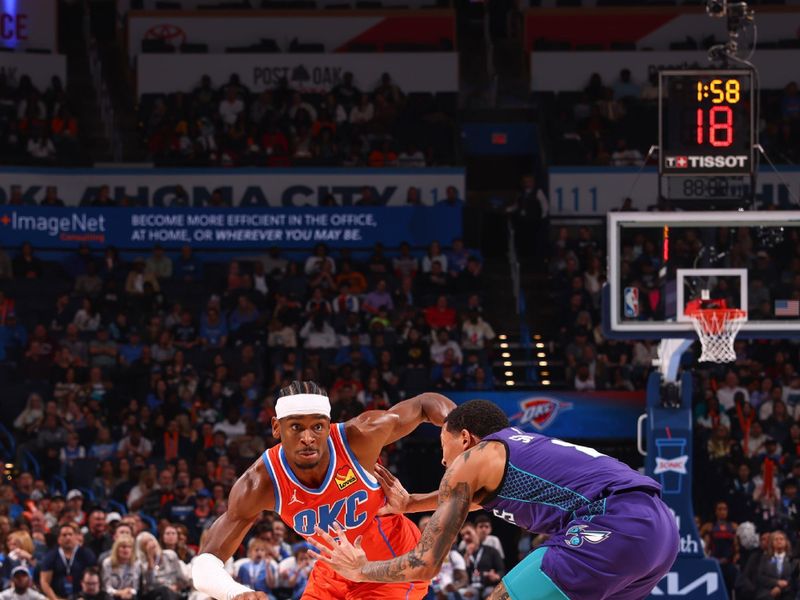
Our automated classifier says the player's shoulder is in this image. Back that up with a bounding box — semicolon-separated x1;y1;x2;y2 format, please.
229;454;275;515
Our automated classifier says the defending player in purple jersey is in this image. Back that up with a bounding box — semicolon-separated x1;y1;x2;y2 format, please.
313;399;679;600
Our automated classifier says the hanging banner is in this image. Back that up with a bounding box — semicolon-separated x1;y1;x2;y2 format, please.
137;53;458;94
0;0;57;51
525;10;800;52
0;166;464;207
128;12;455;58
449;391;644;440
0;205;462;249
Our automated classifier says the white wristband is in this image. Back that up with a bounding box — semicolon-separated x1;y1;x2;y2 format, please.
192;553;252;600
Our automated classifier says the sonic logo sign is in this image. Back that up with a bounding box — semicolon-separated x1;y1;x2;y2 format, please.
655;455;689;475
513;397;573;431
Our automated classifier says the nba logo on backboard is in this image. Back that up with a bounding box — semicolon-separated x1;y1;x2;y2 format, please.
624;287;639;318
516;397;573;431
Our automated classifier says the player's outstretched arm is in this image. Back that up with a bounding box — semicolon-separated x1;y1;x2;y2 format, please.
192;459;274;600
375;464;481;515
313;442;495;583
345;392;456;463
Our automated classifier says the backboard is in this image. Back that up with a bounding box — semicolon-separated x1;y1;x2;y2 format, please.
605;211;800;339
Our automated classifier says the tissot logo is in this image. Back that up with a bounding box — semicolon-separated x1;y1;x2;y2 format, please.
665;155;748;168
665;156;688;168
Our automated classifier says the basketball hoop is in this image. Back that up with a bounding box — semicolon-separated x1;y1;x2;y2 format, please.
686;307;747;363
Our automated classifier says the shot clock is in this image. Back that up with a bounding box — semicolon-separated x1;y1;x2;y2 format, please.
659;70;754;176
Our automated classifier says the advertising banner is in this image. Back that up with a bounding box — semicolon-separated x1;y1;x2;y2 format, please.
525;10;800;52
138;53;458;94
128;13;455;58
0;0;57;51
448;391;644;440
0;52;66;91
0;166;465;208
531;49;796;91
0;205;462;249
548;167;800;216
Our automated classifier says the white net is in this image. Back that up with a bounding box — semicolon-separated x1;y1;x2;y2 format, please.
687;308;747;363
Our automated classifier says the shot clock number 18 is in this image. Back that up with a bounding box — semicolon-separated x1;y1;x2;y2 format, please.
660;70;754;176
695;79;739;147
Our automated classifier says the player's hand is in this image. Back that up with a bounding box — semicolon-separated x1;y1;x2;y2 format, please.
231;592;270;600
375;464;409;515
311;524;367;582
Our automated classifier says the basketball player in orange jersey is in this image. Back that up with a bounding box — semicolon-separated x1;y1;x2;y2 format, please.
192;380;455;600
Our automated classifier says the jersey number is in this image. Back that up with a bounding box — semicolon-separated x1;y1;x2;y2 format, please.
550;439;606;459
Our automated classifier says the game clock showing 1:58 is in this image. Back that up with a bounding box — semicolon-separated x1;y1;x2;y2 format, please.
659;70;754;176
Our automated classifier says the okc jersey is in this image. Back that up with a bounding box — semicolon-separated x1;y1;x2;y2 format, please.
481;427;661;533
261;422;427;600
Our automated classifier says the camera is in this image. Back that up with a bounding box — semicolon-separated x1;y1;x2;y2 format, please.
706;0;726;17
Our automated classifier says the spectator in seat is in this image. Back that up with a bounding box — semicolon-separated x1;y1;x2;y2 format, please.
363;280;394;315
780;81;800;121
101;536;139;600
457;522;504;600
174;246;201;283
751;530;795;600
335;261;367;296
333;71;360;110
375;72;404;105
424;296;456;331
461;309;496;354
199;307;228;350
368;139;397;168
440;185;462;208
235;538;276;596
2;566;44;600
392;242;418;279
2;531;36;584
27;128;56;163
125;260;160;296
299;314;337;351
40;523;96;600
349;93;374;132
718;371;750;412
612;68;641;100
422;241;448;273
51;107;79;155
145;246;172;280
218;88;244;127
76;567;109;600
430;329;462;365
136;532;189;600
287;92;317;123
420;261;449;297
304;244;336;276
331;282;359;316
13;243;43;279
610;138;644;167
397;144;426;168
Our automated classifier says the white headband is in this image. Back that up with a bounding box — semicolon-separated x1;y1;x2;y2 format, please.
275;394;331;420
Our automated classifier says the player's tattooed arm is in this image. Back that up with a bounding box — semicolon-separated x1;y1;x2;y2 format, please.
488;584;511;600
367;469;471;581
314;446;491;583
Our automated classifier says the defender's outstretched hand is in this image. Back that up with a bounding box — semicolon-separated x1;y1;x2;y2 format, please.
375;464;409;516
311;524;367;582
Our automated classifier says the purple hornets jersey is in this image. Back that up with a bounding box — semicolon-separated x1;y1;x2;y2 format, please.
481;427;660;534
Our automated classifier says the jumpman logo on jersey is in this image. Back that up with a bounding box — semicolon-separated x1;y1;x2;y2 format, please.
289;489;302;505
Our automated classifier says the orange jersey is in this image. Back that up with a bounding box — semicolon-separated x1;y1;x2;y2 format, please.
261;422;428;600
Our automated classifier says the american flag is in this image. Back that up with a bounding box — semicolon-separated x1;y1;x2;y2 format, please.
775;300;800;317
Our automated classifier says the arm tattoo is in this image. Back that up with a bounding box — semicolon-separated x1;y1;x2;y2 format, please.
462;441;488;464
489;584;511;600
360;474;471;582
